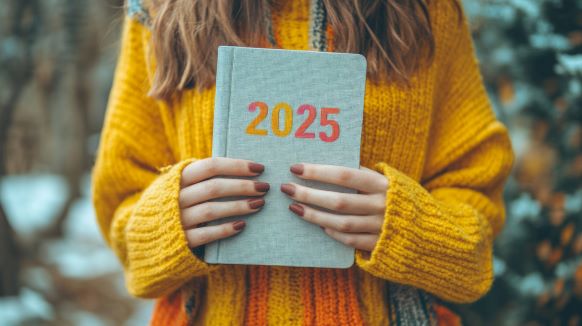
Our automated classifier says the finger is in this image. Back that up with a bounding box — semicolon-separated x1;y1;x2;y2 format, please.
322;228;379;252
280;182;385;215
181;157;265;187
181;198;265;229
290;163;388;193
289;203;383;233
184;220;246;248
180;178;269;208
359;166;376;173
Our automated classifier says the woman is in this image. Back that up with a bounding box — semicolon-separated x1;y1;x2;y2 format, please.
92;0;514;324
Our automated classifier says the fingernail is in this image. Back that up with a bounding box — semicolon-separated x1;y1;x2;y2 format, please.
233;220;246;231
248;198;265;209
280;183;295;196
254;182;270;192
289;203;304;216
290;164;304;175
248;162;265;173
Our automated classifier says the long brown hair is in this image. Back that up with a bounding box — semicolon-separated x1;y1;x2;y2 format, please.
147;0;462;100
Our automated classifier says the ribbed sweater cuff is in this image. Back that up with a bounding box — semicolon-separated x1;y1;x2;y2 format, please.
355;163;416;279
355;162;492;303
124;158;219;298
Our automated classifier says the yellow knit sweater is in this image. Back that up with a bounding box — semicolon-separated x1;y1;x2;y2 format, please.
92;0;514;324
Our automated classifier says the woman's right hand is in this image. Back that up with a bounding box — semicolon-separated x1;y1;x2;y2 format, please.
179;157;269;249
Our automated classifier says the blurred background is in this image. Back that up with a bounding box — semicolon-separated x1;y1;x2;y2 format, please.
0;0;580;325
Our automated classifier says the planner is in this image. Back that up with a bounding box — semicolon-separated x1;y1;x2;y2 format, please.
205;45;367;268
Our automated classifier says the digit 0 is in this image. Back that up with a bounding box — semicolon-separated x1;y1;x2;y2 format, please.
272;102;293;137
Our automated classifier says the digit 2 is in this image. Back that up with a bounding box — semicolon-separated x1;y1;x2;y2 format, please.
246;101;268;136
294;104;316;139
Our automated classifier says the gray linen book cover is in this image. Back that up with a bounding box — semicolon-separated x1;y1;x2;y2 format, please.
205;45;366;268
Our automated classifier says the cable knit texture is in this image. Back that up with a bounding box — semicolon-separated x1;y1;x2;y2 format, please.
92;0;514;324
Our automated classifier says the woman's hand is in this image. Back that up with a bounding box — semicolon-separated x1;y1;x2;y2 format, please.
179;157;269;249
281;163;388;253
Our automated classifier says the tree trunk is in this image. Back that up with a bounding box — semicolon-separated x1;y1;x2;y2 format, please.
0;205;19;296
0;0;40;296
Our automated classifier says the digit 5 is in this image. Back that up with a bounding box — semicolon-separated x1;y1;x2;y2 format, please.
319;108;340;142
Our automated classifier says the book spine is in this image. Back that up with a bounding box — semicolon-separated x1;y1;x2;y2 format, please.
211;46;235;158
206;46;235;263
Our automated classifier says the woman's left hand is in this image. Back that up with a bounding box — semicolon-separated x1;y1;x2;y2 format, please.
280;163;389;252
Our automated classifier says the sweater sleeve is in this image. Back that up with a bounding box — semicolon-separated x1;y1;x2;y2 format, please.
91;16;216;299
354;2;515;303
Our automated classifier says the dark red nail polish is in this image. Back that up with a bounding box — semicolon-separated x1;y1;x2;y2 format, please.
249;162;265;173
233;220;246;231
289;203;304;216
254;182;270;192
280;183;295;196
290;164;304;175
248;198;265;209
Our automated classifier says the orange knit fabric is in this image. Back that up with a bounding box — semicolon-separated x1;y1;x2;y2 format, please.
435;304;463;326
301;270;316;325
300;269;364;326
325;21;334;52
244;266;270;325
150;290;188;326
